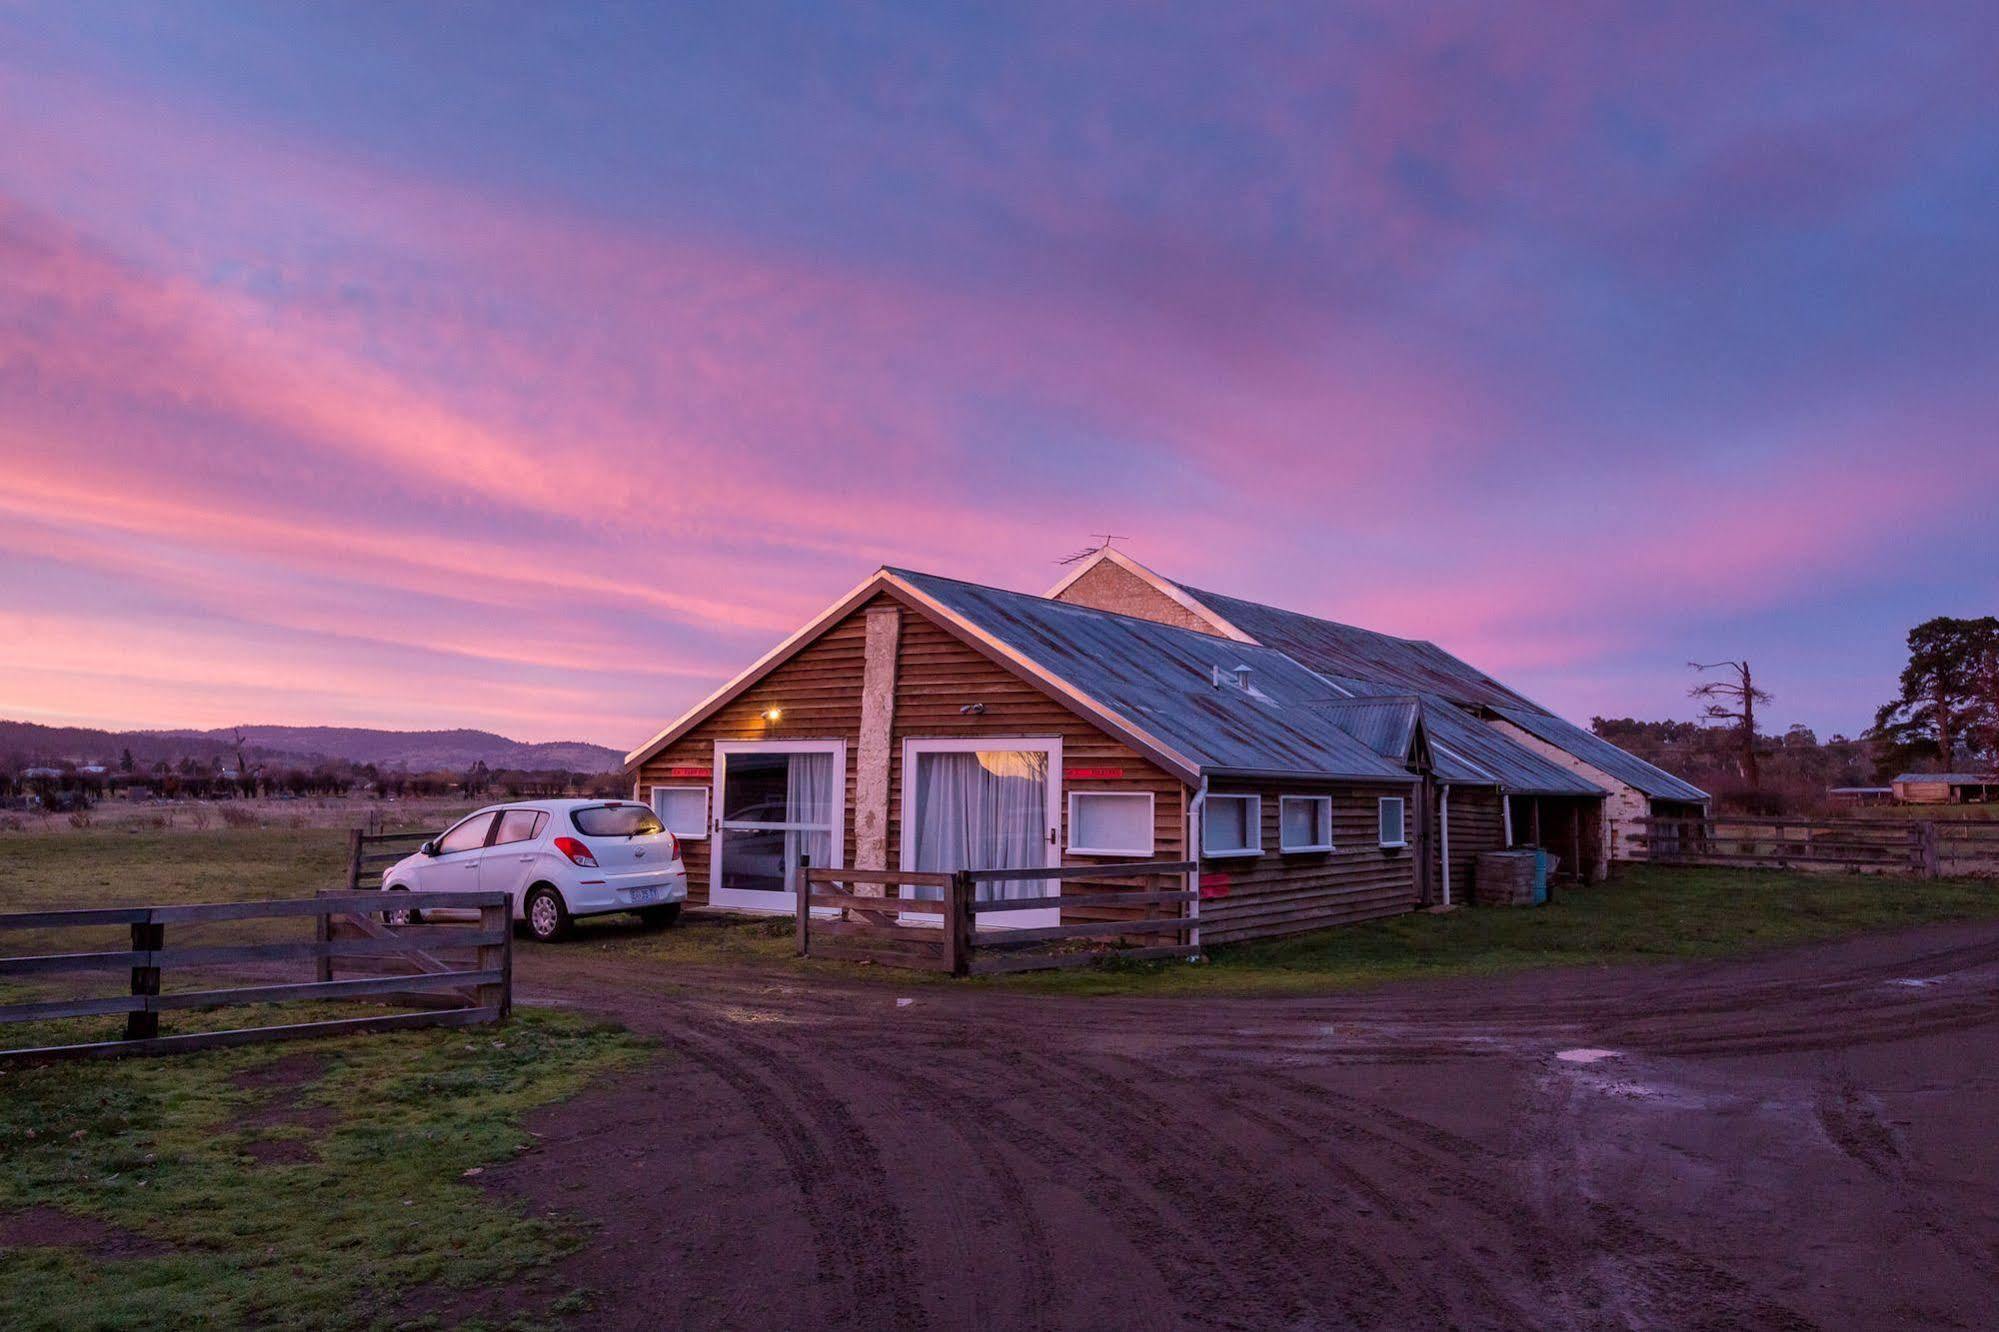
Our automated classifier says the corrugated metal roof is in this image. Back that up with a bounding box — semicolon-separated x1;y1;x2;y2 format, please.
891;569;1418;783
1894;773;1998;784
1419;700;1606;796
1174;582;1547;712
1490;706;1709;802
1306;697;1420;761
1297;686;1604;795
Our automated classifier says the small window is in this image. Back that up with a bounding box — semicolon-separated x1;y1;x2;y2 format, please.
492;809;548;846
436;812;496;855
1068;791;1155;856
571;804;664;837
651;785;711;839
1378;797;1408;848
1281;796;1334;853
1203;794;1262;858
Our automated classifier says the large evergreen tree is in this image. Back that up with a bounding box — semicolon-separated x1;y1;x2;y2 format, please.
1871;616;1999;776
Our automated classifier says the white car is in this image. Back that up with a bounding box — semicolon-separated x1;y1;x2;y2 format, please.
382;799;687;942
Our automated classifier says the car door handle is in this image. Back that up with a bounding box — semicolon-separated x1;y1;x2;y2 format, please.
518;855;533;862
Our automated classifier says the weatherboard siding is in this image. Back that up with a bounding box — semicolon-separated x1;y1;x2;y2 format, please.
1434;786;1505;905
1196;779;1418;945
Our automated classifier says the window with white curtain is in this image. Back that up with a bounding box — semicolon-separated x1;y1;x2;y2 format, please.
1280;796;1334;853
1378;796;1408;848
1202;794;1261;858
650;785;710;839
1067;791;1154;856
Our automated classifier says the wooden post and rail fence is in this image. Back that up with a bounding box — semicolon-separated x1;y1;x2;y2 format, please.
346;827;434;891
1630;815;1999;878
794;859;1200;976
0;891;510;1064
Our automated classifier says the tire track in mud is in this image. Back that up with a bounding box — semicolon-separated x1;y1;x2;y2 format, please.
978;1038;1430;1330
663;1018;928;1330
871;1033;1281;1329
1812;1057;1999;1286
1515;1060;1824;1331
838;1046;1100;1332
1132;1058;1543;1330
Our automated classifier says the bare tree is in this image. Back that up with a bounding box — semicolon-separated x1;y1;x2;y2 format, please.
1689;659;1772;788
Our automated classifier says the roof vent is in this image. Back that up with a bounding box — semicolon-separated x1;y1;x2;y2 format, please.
1233;665;1253;691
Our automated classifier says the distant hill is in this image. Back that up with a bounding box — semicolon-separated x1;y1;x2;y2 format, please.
0;721;624;774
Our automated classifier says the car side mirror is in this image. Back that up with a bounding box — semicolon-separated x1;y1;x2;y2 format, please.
420;840;439;857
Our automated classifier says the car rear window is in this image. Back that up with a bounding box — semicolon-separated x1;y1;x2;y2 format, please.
570;804;664;837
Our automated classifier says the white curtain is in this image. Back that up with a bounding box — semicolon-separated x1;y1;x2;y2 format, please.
784;752;835;890
911;751;1048;901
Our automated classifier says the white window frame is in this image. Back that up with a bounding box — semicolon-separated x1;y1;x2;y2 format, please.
1378;796;1408;849
710;739;847;914
900;736;1063;930
649;784;711;840
1202;793;1263;859
1280;795;1335;854
1066;790;1156;857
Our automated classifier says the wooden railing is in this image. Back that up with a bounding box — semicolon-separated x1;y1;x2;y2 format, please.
346;827;435;891
796;861;1199;975
1631;816;1999;878
0;892;510;1063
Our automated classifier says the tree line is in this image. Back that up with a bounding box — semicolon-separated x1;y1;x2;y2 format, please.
1595;615;1999;813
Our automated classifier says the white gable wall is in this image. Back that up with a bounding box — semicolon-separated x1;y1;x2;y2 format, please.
1486;718;1648;863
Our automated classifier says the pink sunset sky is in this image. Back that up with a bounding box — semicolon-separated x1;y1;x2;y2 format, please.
3;3;1996;748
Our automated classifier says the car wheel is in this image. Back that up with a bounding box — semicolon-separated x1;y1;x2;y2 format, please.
637;903;682;928
382;885;420;927
524;886;571;942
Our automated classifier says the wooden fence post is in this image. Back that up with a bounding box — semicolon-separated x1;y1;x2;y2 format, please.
946;870;973;977
124;914;162;1042
314;906;334;984
345;828;364;893
796;855;811;957
1918;822;1942;879
477;899;511;1019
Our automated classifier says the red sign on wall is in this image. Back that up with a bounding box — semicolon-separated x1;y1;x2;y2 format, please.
1064;767;1126;780
1199;872;1232;899
667;767;713;779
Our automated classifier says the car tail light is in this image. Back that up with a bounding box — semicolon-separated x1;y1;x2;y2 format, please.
665;832;680;861
552;836;598;867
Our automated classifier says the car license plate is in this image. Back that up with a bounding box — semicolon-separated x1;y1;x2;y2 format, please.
630;887;656;904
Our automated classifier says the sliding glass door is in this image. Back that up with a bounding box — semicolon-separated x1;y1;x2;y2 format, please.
900;738;1062;929
711;741;845;913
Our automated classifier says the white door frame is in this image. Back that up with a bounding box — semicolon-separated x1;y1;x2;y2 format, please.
710;739;847;914
899;736;1063;930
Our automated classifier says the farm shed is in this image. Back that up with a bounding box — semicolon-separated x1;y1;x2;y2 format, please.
627;567;1445;945
1892;773;1999;805
1048;548;1703;875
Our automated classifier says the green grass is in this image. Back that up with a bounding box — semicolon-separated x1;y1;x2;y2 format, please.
0;1009;649;1331
1001;864;1999;996
8;828;1997;1008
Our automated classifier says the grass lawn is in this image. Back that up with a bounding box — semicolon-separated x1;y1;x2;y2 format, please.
0;1010;649;1331
7;828;1996;1002
1012;864;1999;996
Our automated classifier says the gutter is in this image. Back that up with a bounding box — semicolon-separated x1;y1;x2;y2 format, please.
1185;777;1208;954
1439;783;1452;907
1201;766;1420;785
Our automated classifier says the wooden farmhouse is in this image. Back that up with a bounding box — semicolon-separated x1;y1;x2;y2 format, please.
626;553;1707;945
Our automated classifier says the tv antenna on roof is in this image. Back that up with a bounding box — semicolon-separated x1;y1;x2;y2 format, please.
1055;533;1129;565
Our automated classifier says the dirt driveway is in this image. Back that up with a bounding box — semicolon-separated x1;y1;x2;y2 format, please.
491;921;1999;1330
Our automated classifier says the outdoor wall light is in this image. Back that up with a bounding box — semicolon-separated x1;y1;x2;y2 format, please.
959;702;986;714
762;706;783;722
